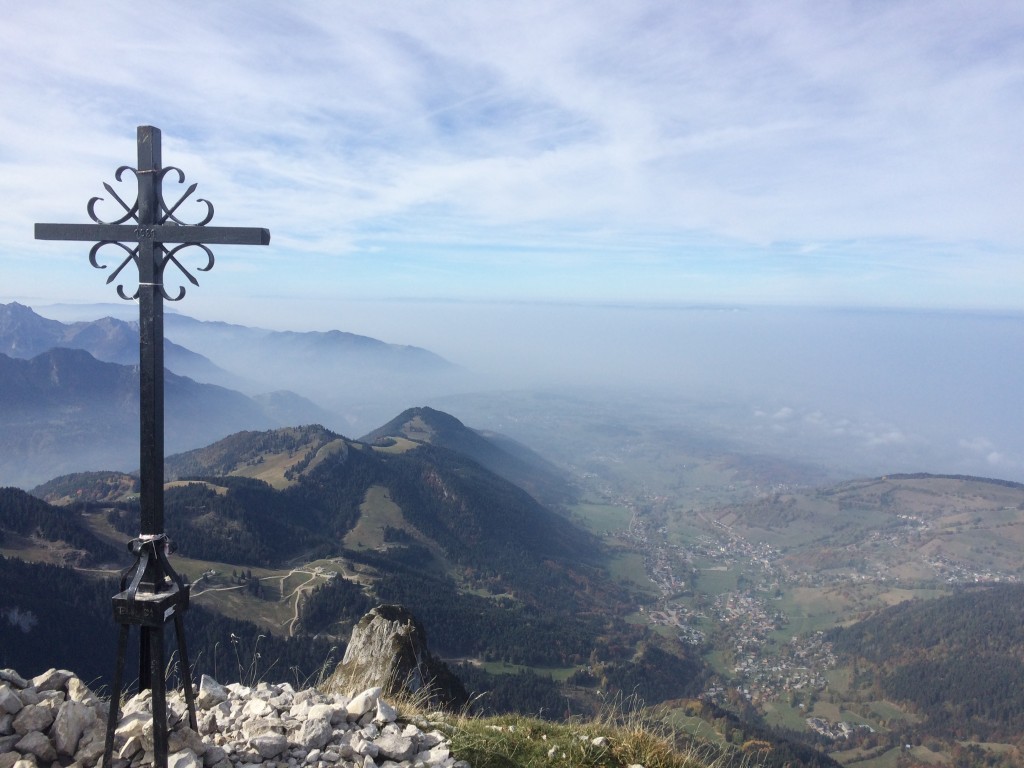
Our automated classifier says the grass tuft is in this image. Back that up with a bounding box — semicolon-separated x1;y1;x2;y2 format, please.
440;712;740;768
386;691;759;768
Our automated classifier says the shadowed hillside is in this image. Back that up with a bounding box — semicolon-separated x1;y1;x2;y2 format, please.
0;348;331;488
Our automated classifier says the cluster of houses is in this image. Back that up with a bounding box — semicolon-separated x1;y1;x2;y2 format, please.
925;553;1019;584
714;594;835;706
619;504;841;710
806;717;874;740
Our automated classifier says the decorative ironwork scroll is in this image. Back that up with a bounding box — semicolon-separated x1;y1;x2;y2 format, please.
85;163;221;300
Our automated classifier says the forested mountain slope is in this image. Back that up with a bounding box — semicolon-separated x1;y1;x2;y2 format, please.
828;584;1024;742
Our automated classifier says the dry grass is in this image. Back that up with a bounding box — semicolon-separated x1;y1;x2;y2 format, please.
439;712;738;768
384;693;759;768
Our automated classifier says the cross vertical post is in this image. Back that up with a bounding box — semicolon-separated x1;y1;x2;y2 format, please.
137;125;166;587
35;125;270;768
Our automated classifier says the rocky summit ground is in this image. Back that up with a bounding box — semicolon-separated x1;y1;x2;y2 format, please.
0;667;466;768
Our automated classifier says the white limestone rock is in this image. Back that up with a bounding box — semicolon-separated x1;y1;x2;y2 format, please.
225;683;251;699
73;725;107;766
240;716;285;740
0;672;28;690
307;702;338;725
0;687;22;717
290;688;322;707
168;747;202;768
269;692;294;711
119;734;144;761
418;731;444;750
346;688;382;721
197;711;219;737
15;731;57;763
50;699;96;757
12;705;53;736
298;716;333;751
197;676;230;709
242;697;273;719
374;732;415;762
0;667;459;768
350;732;379;759
250;732;288;759
169;726;207;756
29;669;72;693
115;710;154;746
374;699;398;725
67;677;101;706
202;743;227;767
415;744;450;764
121;690;152;717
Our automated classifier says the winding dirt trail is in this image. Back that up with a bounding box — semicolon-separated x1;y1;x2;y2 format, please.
145;566;331;637
277;568;324;637
191;583;247;597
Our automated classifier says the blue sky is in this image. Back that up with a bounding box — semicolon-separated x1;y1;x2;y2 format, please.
2;1;1023;326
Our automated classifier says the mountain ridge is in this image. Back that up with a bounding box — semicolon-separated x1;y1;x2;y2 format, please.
17;413;631;674
361;406;578;508
0;300;231;384
150;421;604;593
829;583;1024;743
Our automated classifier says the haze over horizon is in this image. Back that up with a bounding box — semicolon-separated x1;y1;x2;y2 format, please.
20;298;1024;487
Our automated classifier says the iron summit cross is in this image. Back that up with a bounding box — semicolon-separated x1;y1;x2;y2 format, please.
35;125;269;544
34;125;269;768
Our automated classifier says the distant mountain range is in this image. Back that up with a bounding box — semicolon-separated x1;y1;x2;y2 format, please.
0;301;230;383
0;302;461;487
162;313;455;394
0;344;331;488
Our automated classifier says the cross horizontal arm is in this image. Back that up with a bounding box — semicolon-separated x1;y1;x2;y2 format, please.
35;223;270;246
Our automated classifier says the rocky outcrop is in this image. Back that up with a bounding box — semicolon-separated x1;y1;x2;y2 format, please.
0;666;468;768
326;605;467;710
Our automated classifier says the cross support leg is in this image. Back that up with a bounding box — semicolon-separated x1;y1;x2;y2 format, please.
103;624;130;768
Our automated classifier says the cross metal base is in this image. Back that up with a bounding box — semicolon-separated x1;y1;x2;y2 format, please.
103;537;198;768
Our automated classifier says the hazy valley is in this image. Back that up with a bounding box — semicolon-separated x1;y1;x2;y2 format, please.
2;301;1024;767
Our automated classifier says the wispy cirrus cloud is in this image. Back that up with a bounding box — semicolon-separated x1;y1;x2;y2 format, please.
2;1;1023;310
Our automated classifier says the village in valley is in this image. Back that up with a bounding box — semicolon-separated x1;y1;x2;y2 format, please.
622;507;837;705
596;473;1024;743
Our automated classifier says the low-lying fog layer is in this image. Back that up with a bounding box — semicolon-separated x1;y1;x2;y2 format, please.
329;301;1024;483
34;300;1024;484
